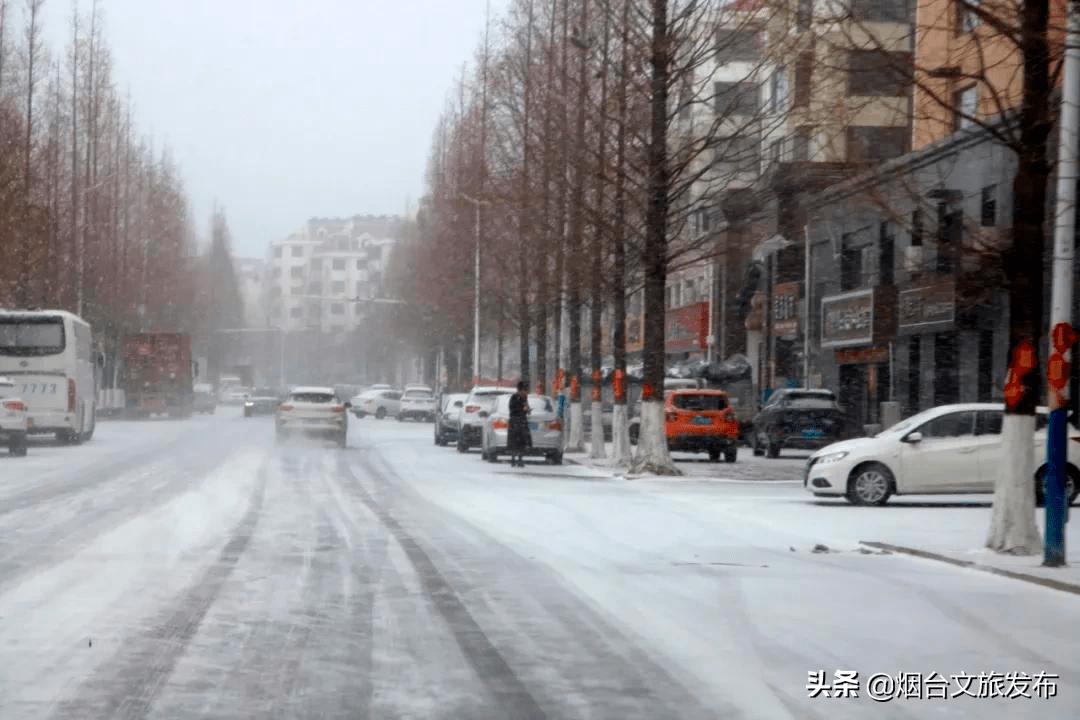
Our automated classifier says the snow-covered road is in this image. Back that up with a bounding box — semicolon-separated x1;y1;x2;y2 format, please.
0;410;1077;719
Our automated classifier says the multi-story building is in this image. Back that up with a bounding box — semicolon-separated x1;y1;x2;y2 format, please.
767;0;1073;431
672;0;915;403
266;216;401;383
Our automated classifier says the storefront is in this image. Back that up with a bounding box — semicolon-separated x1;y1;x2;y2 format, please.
893;280;1005;416
666;301;709;360
819;287;897;430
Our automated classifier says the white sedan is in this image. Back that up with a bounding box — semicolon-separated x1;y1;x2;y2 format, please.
480;393;564;465
805;402;1080;506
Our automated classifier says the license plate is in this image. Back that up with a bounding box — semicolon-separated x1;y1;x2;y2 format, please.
529;422;538;430
692;416;712;425
802;429;824;437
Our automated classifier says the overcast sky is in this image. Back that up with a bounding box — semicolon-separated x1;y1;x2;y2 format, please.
40;0;507;258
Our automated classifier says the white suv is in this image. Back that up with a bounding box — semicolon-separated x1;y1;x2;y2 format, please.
276;386;350;447
0;377;29;456
399;388;436;422
457;386;514;452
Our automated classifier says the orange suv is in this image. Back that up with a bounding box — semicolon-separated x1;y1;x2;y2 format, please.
664;389;739;462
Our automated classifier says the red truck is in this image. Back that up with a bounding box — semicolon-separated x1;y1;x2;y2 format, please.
122;333;195;418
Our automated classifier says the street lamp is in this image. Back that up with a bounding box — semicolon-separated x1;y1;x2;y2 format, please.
460;193;489;386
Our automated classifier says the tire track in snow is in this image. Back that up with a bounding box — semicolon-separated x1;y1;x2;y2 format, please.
48;457;268;720
342;446;738;719
337;451;549;720
0;434;246;596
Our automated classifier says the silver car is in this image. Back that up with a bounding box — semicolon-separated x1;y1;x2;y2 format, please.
434;392;468;445
480;393;564;465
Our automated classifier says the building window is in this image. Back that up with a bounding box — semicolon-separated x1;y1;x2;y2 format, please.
310;304;322;318
794;52;812;107
911;208;923;246
291;246;303;258
770;66;789;114
715;27;759;63
308;281;322;294
272;267;282;278
958;0;980;33
852;0;911;23
332;258;346;271
311;258;322;270
356;260;363;270
981;185;997;226
713;135;760;175
840;237;862;291
792;126;813;161
356;282;364;296
332;280;345;294
331;303;345;315
879;222;895;286
271;306;281;318
290;266;303;278
908;336;921;413
954;84;978;130
934;333;959;405
848;50;910;97
290;306;303;318
846;125;908;163
978;330;994;401
936;202;962;273
714;81;759;116
796;0;811;31
273;246;282;258
271;287;282;298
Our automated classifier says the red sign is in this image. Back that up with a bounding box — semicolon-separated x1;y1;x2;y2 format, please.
666;302;709;352
834;346;889;364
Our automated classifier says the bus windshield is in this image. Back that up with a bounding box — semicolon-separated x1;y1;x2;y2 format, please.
0;317;66;357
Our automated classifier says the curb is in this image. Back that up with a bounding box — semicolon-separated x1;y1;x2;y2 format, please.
861;541;1080;596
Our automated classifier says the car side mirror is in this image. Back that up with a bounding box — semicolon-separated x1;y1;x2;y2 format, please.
344;401;351;408
904;431;922;443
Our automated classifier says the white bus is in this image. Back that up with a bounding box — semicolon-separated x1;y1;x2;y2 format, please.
0;310;100;444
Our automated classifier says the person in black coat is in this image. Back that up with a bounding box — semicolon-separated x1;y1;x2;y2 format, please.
507;381;532;467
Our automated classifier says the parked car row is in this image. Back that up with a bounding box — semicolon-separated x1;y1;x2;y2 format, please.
350;384;435;421
431;385;565;465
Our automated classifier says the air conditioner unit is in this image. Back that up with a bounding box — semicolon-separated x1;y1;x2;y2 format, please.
903;245;924;274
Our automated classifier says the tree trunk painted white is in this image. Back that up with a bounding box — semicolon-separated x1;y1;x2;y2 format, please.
589;401;607;459
611;403;633;466
986;413;1043;554
567;400;585;451
631;401;681;475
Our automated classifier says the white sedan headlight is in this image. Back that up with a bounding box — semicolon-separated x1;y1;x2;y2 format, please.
814;451;849;465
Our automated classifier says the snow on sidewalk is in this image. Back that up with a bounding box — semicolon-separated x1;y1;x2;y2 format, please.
566;441;1080;592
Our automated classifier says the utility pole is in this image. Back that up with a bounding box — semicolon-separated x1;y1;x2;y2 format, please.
1044;0;1080;567
461;194;486;386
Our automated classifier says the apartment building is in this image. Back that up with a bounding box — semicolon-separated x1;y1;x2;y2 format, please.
773;0;1074;430
267;216;398;335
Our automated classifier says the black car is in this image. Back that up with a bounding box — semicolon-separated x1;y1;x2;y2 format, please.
244;388;283;417
751;388;852;458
